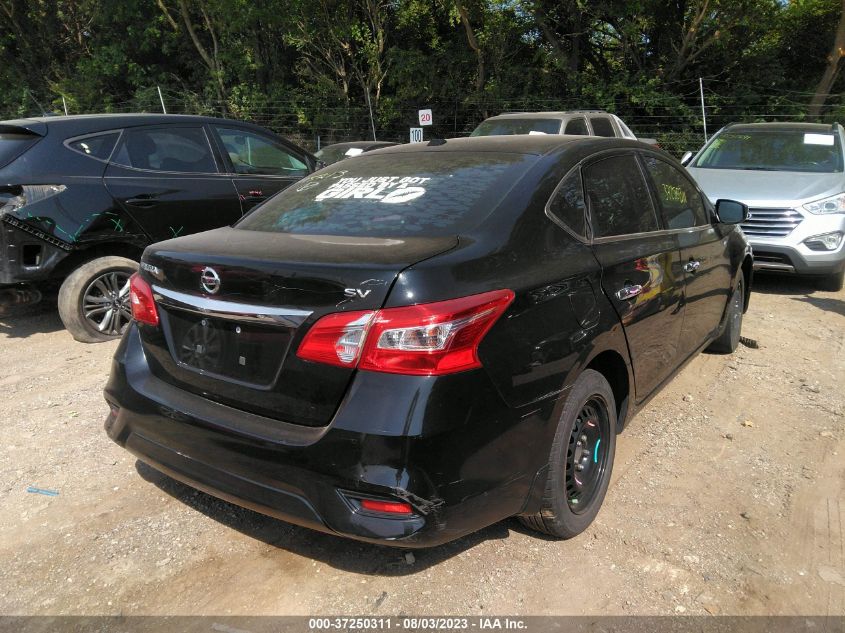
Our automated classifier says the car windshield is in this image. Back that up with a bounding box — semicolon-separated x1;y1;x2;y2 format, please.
694;129;844;173
314;145;354;165
471;118;561;136
236;150;536;237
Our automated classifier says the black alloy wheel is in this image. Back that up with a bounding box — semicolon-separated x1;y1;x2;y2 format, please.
82;270;133;337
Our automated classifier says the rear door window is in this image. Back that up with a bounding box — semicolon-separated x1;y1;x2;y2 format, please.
66;132;120;160
237;151;538;237
214;126;309;176
584;154;659;237
589;116;617;137
546;168;587;239
641;155;709;229
0;132;40;168
564;118;589;135
112;127;217;173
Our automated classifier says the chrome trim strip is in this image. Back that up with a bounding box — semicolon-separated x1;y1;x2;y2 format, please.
152;285;312;327
752;262;795;272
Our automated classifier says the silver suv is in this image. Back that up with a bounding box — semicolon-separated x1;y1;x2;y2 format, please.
686;122;845;290
470;110;656;144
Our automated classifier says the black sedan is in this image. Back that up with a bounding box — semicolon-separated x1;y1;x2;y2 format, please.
0;114;316;341
104;135;752;547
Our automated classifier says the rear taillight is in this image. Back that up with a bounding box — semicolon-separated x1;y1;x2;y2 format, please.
129;273;159;326
359;499;414;515
297;289;514;376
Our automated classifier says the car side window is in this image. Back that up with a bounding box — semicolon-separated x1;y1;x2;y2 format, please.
214;127;308;176
589;116;616;137
66;132;121;160
112;127;216;173
641;155;709;229
583;154;659;237
547;168;587;239
564;118;589;135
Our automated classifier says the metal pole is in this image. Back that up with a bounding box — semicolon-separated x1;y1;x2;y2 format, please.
365;89;377;141
157;86;167;114
61;96;68;116
699;77;708;143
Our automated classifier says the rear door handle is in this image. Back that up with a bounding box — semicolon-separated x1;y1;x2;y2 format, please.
615;284;643;301
125;197;160;208
684;260;701;273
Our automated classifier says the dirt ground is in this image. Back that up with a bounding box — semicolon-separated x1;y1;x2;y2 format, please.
0;274;843;618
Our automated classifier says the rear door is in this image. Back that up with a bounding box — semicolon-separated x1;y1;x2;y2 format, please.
585;152;686;400
209;125;312;214
640;153;733;358
104;125;241;242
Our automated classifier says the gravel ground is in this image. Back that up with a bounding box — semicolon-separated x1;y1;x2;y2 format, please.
0;274;842;617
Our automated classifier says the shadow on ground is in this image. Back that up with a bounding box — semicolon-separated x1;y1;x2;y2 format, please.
136;460;537;576
791;295;845;318
0;293;65;339
750;272;823;297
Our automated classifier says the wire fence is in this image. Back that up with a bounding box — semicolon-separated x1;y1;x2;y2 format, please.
14;84;845;157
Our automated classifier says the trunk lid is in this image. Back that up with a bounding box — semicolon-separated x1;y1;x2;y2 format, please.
139;226;456;426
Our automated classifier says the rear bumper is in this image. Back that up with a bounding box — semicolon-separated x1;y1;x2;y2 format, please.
104;325;546;548
0;217;70;285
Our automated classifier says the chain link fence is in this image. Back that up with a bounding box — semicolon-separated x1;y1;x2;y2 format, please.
13;84;845;157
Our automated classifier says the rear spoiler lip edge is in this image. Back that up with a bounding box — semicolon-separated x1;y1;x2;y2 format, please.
0;121;47;136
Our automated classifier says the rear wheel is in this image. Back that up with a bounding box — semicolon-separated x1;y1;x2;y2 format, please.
708;277;744;354
58;256;138;343
520;369;617;539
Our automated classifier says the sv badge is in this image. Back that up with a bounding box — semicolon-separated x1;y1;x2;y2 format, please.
344;288;372;298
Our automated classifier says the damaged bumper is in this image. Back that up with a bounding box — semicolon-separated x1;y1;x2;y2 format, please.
104;325;537;548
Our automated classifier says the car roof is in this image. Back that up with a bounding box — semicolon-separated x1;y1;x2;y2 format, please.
367;134;641;157
0;113;278;137
321;140;398;150
482;111;610;121
725;122;837;133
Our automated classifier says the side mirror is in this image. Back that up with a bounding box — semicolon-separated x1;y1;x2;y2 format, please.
715;199;749;225
680;151;693;166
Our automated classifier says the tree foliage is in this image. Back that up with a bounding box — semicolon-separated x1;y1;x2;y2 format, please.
2;0;844;150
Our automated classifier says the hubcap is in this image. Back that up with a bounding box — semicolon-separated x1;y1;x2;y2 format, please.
82;271;132;336
565;397;610;513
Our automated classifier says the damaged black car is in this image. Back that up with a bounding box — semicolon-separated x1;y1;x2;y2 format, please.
104;135;752;547
0;114;316;341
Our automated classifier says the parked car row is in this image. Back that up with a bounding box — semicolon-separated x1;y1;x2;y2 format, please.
0;108;838;549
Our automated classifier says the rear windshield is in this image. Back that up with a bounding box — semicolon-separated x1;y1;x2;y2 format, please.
471;118;561;136
694;129;844;172
0;132;39;167
236;151;537;237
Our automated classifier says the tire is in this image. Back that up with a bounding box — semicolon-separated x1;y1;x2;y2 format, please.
520;369;617;539
818;269;844;292
708;276;744;354
58;256;138;343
